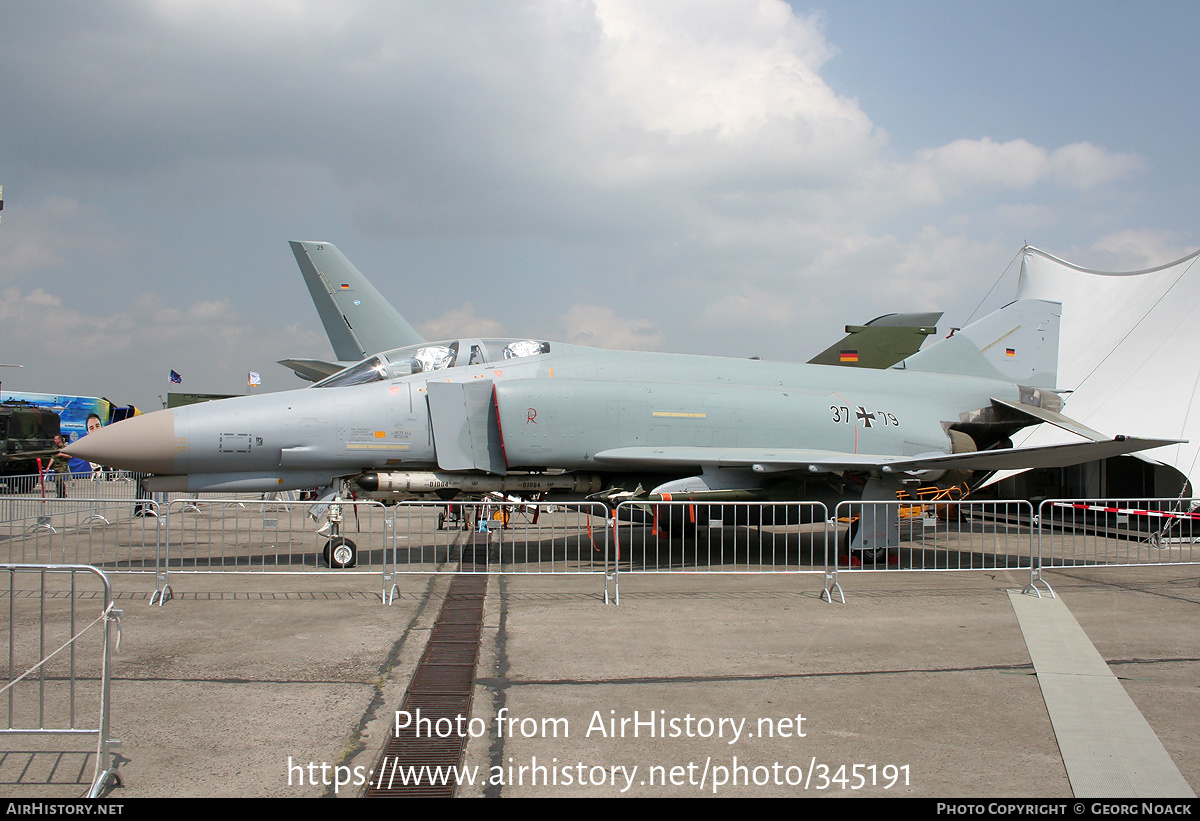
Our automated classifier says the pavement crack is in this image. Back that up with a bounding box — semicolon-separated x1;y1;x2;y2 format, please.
324;574;439;799
483;574;510;798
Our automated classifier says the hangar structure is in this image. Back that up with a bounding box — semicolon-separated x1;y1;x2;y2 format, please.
986;245;1200;501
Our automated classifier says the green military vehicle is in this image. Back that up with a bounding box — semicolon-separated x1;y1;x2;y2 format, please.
0;402;60;491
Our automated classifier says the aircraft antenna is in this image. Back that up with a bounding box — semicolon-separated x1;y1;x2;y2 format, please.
963;245;1023;326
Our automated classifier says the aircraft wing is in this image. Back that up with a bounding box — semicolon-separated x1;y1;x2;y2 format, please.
277;358;345;382
593;437;1181;475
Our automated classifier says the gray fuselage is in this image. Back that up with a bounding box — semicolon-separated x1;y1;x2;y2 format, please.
145;342;1020;492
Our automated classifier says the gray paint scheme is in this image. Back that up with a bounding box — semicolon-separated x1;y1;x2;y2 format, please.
900;299;1059;388
285;240;424;375
427;380;506;474
67;298;1178;504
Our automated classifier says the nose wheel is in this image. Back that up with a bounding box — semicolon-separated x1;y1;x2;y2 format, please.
323;536;357;568
319;492;357;568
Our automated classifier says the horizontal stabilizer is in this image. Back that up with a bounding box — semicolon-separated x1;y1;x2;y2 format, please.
277;358;345;383
875;438;1181;473
989;397;1107;442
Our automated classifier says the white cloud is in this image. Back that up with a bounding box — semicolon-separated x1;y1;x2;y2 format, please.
416;304;507;341
558;305;665;350
0;197;119;276
1048;142;1143;190
901;138;1141;205
913;138;1048;197
589;0;837;139
0;286;323;403
888;228;1012;318
1091;230;1194;270
0;0;1168;401
697;286;798;331
575;0;878;189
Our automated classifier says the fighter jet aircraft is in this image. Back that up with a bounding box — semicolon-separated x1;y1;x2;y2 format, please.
68;289;1177;566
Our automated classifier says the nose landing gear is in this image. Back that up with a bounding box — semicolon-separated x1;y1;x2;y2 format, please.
319;495;358;568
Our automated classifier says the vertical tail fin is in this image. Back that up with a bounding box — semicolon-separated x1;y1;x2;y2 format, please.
897;299;1060;388
289;241;425;362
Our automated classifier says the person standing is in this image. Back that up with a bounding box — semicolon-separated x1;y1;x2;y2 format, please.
50;434;70;498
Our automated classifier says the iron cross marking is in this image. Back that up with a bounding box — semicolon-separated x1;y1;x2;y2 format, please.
855;406;876;428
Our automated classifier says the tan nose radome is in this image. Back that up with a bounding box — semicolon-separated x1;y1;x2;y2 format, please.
64;409;179;475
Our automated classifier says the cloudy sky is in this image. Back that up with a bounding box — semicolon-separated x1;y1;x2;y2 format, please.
1;0;1196;410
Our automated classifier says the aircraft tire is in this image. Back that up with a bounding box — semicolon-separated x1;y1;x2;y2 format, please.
323;536;357;569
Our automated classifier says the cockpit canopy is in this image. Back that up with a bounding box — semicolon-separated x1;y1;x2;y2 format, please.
312;338;552;388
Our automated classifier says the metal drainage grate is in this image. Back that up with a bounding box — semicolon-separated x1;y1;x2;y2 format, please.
367;573;487;797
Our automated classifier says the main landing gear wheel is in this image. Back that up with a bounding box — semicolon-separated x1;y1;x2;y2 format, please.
323;536;357;569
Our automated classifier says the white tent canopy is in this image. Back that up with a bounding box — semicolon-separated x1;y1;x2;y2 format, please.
987;246;1200;494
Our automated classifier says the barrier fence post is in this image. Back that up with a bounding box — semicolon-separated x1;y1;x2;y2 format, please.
1;563;123;797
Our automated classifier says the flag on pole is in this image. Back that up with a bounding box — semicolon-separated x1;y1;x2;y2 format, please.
248;371;261;387
169;370;182;384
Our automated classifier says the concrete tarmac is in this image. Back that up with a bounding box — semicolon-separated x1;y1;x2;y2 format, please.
2;561;1196;799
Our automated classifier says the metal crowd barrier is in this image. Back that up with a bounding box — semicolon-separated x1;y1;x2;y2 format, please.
0;471;141;507
4;492;1198;610
0;497;164;574
0;474;269;520
831;498;1035;569
162;499;614;602
386;501;612;601
1;563;122;797
829;499;1036;595
611;501;835;602
161;497;393;602
1031;497;1200;593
